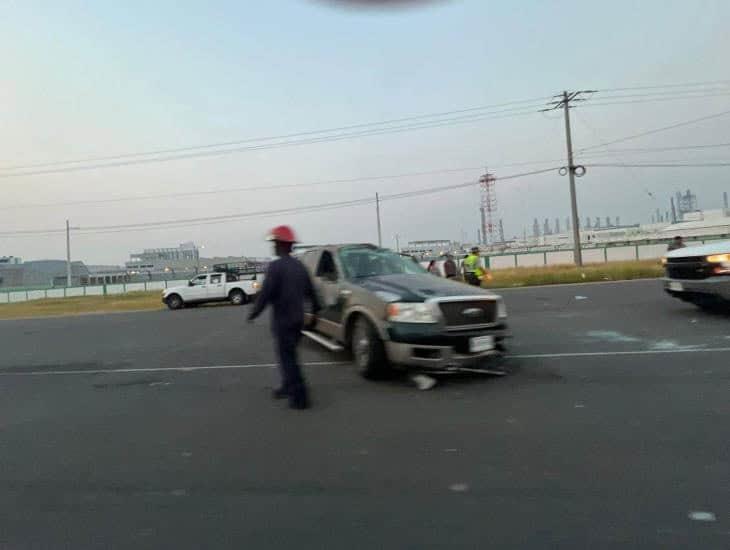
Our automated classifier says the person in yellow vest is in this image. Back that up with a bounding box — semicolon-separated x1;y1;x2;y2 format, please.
462;247;484;286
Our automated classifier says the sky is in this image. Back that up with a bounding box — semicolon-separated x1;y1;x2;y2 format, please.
1;0;729;264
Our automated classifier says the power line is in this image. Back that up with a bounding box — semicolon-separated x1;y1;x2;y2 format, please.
1;157;568;211
587;162;730;168
0;167;558;237
594;87;730;100
0;107;542;179
577;142;730;155
577;108;730;152
577;91;730;108
0;97;550;173
1;165;487;210
597;79;730;93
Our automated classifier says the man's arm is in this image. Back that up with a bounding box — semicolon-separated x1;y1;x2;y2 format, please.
248;263;277;321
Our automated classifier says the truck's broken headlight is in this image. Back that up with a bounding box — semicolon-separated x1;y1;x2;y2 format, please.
387;302;439;323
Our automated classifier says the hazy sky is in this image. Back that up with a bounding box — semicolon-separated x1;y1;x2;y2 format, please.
2;0;729;264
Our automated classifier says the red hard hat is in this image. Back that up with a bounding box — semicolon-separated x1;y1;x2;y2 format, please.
267;225;298;243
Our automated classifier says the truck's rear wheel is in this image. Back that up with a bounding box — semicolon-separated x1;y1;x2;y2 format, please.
166;294;183;310
351;316;388;379
229;290;245;306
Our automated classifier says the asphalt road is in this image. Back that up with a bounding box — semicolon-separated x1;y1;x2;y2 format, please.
1;279;728;549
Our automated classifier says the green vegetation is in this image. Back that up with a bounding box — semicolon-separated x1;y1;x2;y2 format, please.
482;260;663;288
0;291;164;320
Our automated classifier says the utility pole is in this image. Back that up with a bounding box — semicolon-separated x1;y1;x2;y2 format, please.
66;220;72;287
375;192;382;247
562;91;583;266
394;234;400;253
543;90;594;266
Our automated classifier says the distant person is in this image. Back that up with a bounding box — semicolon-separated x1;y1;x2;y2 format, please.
462;247;483;286
667;236;685;251
443;254;457;279
248;225;320;410
427;260;440;275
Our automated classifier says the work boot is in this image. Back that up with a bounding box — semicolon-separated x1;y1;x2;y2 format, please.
289;393;310;410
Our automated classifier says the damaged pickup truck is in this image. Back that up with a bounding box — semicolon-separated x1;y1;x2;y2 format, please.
298;244;509;378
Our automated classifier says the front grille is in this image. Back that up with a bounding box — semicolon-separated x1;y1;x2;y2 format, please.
666;256;712;280
438;299;497;329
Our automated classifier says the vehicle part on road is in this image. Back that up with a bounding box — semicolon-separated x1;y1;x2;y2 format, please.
302;330;344;351
229;289;245;306
411;373;437;390
166;294;183;310
351;315;388;379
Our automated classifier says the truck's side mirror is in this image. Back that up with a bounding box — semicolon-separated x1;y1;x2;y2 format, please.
188;281;194;287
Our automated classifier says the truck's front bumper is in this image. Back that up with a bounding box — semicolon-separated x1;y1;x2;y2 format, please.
385;326;510;372
663;277;730;301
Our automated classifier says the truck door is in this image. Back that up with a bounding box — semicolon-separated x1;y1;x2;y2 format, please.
314;251;345;338
207;273;225;300
187;274;209;302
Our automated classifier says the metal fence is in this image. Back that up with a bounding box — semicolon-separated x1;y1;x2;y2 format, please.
0;279;189;305
484;235;729;270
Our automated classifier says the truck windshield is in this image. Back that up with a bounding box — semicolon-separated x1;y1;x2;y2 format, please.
339;247;426;279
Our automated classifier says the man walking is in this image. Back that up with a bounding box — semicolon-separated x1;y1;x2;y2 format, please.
248;225;320;410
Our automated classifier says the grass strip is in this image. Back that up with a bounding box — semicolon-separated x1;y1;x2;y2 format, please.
0;291;164;320
483;260;663;288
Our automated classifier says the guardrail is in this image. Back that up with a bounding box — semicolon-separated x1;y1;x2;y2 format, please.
484;235;728;269
0;279;190;305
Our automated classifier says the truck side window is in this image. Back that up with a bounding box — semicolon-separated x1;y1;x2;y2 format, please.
191;275;207;286
210;274;222;284
316;251;338;282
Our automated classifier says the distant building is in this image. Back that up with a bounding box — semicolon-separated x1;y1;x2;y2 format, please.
0;260;89;289
401;240;455;256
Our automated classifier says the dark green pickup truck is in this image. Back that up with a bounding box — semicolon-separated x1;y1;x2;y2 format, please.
298;244;509;378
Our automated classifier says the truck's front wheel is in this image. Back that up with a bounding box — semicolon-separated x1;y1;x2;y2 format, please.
229;290;245;306
166;294;183;310
351;316;388;379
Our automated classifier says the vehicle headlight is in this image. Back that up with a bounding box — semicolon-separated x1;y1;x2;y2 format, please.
252;281;261;290
706;253;730;263
387;302;440;323
661;257;667;266
497;298;507;318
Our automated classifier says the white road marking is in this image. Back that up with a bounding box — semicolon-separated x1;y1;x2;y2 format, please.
586;330;640;343
688;511;716;522
3;346;730;378
449;483;470;492
0;361;346;377
507;347;730;359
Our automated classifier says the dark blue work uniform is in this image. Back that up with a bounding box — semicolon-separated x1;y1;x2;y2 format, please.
248;255;320;406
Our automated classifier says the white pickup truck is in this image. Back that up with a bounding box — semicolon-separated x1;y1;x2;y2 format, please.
162;272;263;310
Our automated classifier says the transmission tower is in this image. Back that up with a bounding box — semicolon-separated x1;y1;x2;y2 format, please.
479;171;497;245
